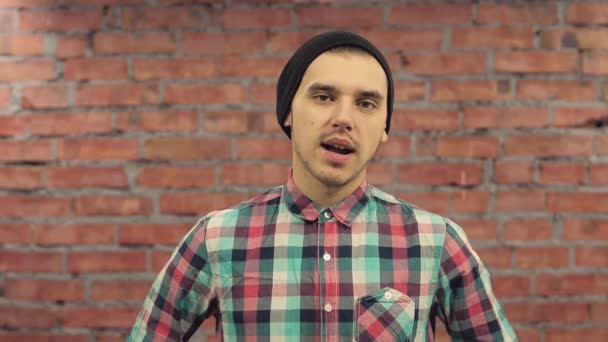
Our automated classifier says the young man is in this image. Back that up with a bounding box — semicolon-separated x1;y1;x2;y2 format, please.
129;31;516;341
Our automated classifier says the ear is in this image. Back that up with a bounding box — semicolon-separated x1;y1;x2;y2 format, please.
283;111;292;127
380;130;388;143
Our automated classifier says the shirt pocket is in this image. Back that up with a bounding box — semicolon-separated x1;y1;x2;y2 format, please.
354;287;415;342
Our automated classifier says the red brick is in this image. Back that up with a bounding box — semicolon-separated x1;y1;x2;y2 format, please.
20;10;101;31
224;8;290;28
0;196;69;217
435;136;499;158
554;108;608;128
0;333;87;342
0;223;31;244
64;58;127;80
75;84;159;106
452;191;489;214
91;280;150;301
367;162;393;186
389;4;471;25
591;164;608;184
547;192;608;213
464;107;548;129
68;251;146;273
119;223;191;245
361;29;443;51
183;32;266;55
165;84;246;104
401;53;485;75
576;246;608;267
431;80;511;102
394;81;426;102
503;218;553;241
504;302;589;324
491;275;531;298
55;36;87;58
133;58;216;80
495;190;545;212
0;59;55;81
151;251;173;273
451;27;534;49
591;303;608;323
517;247;570;269
160;192;244;215
0;11;14;32
539;162;586;185
57;138;138;161
48;164;126;187
0;116;26;136
537;273;608;296
597;135;608;155
236;137;291;160
94;33;175;54
34;223;114;245
518;80;597;101
541;29;608;49
297;6;382;28
397;163;483;186
0;251;63;272
269;31;325;53
478;4;558;25
567;3;608;24
4;278;84;301
374;136;410;159
583;52;608;75
0;34;44;55
504;134;592;157
0;87;10;109
63;307;139;328
116;111;197;132
204;111;253;133
144;137;231;161
0;140;52;162
564;219;608;241
28;112;112;136
221;163;290;186
137;166;215;188
451;219;495;241
546;329;608;342
397;192;450;215
221;56;286;77
21;85;68;109
0;307;60;329
476;247;513;269
496;52;577;73
74;195;152;216
0;167;42;190
122;7;206;29
250;83;274;105
95;333;130;342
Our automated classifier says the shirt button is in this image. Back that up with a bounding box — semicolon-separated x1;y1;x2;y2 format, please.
323;253;331;261
324;303;332;312
384;292;393;299
323;211;332;219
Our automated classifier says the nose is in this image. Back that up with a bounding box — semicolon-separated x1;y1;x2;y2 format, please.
330;99;354;132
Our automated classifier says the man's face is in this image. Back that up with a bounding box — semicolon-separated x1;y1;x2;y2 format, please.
284;51;388;190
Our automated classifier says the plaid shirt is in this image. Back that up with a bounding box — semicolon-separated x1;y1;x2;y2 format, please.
129;169;516;341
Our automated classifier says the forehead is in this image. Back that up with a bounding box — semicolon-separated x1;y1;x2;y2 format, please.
299;51;388;96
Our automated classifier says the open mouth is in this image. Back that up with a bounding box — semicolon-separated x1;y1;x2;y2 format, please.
321;143;355;155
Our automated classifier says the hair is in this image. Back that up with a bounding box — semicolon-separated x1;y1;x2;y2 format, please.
326;45;372;58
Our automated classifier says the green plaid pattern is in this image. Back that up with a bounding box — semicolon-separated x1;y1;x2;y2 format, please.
129;169;516;341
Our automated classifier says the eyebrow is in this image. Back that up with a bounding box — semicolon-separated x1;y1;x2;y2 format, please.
306;82;385;102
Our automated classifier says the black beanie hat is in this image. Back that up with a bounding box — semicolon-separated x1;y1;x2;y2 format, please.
276;30;394;139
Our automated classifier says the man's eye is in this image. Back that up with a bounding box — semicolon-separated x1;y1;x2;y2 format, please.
315;94;331;102
359;101;376;109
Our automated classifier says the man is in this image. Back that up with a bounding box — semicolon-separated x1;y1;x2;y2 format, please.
129;31;516;341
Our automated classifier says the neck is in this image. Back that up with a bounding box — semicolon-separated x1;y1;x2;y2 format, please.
292;165;365;208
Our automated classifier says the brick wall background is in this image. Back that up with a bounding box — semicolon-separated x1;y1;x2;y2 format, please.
1;0;607;341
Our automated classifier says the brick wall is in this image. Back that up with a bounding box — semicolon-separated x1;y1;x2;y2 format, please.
1;1;607;341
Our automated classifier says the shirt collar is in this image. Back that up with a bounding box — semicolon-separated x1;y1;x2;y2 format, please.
282;168;370;227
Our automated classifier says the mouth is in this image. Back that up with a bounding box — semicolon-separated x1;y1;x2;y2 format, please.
320;143;355;155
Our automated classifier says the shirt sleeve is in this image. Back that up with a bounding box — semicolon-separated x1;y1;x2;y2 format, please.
434;219;517;341
128;217;217;342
